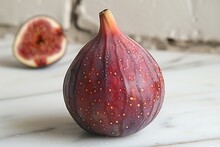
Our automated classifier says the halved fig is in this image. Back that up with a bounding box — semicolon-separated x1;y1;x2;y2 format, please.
13;15;67;68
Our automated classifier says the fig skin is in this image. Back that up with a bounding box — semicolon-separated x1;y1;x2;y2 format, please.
63;9;164;137
13;15;67;68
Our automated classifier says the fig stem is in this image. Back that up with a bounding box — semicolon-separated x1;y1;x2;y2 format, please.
99;9;119;34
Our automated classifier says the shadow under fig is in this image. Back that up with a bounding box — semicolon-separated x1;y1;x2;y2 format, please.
0;56;27;69
5;114;115;144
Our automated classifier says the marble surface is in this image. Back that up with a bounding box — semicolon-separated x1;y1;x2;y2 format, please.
0;34;220;147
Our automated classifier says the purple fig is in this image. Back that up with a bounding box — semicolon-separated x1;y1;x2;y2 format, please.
63;9;165;136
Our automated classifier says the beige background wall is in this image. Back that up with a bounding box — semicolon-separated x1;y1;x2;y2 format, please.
77;0;220;41
0;0;220;51
0;0;72;29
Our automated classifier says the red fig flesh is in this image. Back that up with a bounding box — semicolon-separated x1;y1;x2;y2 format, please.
13;16;67;68
63;9;165;136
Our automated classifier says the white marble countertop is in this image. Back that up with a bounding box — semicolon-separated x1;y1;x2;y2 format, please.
0;35;220;147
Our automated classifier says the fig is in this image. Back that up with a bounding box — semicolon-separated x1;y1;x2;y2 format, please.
63;9;164;137
13;15;67;68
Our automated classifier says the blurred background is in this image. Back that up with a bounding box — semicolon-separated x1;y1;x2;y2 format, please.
1;0;220;53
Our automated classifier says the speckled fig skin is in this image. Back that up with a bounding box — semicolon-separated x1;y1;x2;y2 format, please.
63;9;164;136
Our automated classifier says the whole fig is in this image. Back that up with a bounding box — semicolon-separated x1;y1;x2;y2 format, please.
63;9;164;137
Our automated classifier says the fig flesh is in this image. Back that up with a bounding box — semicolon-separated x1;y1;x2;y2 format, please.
13;15;67;68
63;9;165;137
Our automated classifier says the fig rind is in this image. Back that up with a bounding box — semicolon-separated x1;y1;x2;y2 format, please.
63;9;164;137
